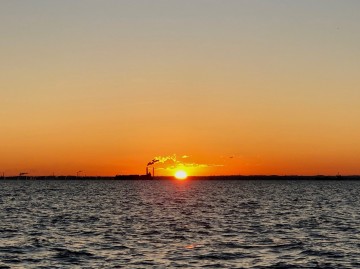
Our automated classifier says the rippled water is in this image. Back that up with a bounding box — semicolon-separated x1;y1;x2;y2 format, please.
0;179;359;268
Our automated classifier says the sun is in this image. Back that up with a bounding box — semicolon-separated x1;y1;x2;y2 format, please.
174;170;188;180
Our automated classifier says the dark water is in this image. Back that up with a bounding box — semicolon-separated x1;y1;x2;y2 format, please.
0;179;359;268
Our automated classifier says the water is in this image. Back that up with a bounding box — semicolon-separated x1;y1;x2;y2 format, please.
0;179;359;268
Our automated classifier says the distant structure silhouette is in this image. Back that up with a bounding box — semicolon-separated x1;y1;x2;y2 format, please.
116;159;158;179
19;172;28;179
147;159;159;177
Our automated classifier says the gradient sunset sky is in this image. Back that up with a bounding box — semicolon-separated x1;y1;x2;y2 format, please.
1;1;360;176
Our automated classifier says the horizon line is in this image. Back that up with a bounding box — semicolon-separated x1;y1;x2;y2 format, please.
1;174;359;179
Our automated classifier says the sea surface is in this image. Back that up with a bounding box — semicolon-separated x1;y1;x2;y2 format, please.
0;179;359;268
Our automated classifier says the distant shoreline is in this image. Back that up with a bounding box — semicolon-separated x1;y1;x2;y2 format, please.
1;175;359;180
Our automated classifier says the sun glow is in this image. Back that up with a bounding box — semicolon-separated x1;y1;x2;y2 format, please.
174;170;188;180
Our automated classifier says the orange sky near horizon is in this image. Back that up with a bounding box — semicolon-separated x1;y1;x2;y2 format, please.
1;1;360;176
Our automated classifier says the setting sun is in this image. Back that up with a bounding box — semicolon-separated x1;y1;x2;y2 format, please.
174;170;188;180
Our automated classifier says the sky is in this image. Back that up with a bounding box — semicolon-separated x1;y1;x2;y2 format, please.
1;0;360;176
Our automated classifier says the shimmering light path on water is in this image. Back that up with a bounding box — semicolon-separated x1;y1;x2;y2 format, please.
0;179;359;268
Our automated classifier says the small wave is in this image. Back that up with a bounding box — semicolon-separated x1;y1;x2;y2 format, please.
200;263;224;268
51;215;69;224
0;228;18;233
129;260;156;266
170;235;188;240
88;216;100;222
271;241;304;250
52;247;95;262
21;258;42;263
104;245;129;250
197;252;246;260
218;242;243;249
257;262;308;269
140;230;162;236
0;246;26;254
0;259;22;265
301;249;345;258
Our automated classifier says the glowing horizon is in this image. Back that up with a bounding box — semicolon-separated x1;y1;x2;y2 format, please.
2;1;360;176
